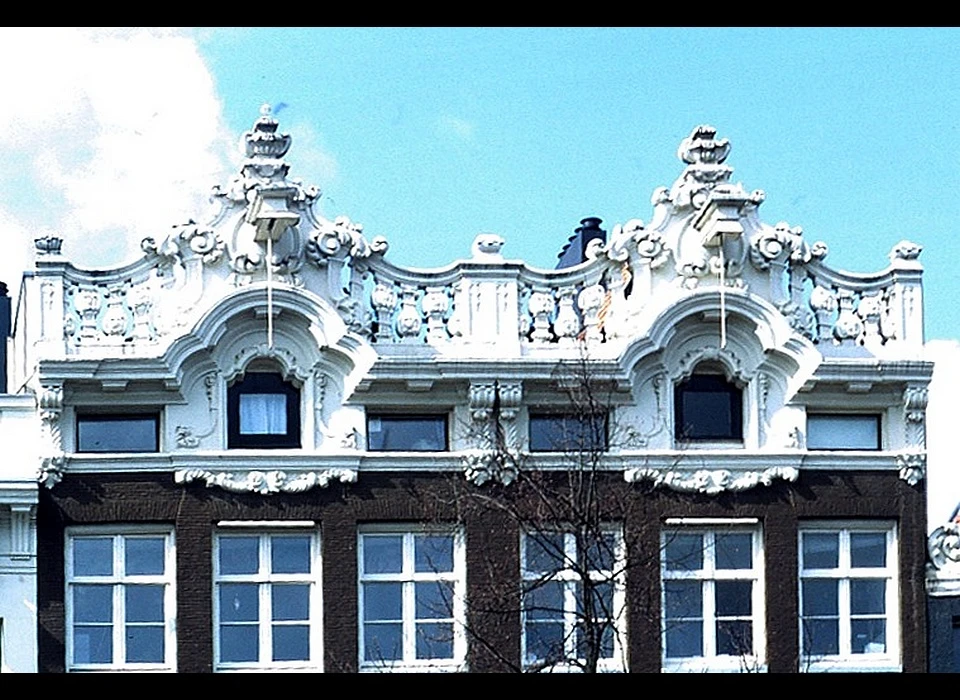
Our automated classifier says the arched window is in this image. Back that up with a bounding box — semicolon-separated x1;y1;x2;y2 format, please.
227;369;301;449
674;364;743;442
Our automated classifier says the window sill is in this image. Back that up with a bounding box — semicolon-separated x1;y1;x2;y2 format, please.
673;439;744;450
359;661;466;673
523;662;627;673
68;665;176;673
802;658;901;673
662;657;766;673
215;663;322;673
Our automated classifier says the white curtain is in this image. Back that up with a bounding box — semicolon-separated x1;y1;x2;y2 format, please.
239;394;287;435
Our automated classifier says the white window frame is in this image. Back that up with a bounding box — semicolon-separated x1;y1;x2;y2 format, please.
213;528;322;672
798;521;900;672
358;527;466;672
520;528;627;672
65;526;176;672
660;525;765;673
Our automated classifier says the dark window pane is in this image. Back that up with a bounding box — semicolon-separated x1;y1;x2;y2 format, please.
716;620;753;656
74;585;113;623
664;581;702;620
363;535;402;574
364;622;402;662
77;415;158;453
272;625;309;661
220;584;258;622
272;536;311;574
802;533;839;570
807;414;880;450
715;581;752;617
583;532;618;572
851;533;887;568
576;580;614;619
125;625;164;663
850;579;886;615
367;415;447;451
125;538;164;576
526;621;565;663
74;538;113;576
715;533;753;570
219;537;259;575
74;626;113;664
220;625;258;663
803;618;839;656
576;621;616;660
665;620;702;658
525;581;565;621
526;533;567;573
674;374;742;441
665;533;704;571
125;585;164;623
851;619;886;654
802;579;838;616
363;582;402;621
529;413;607;452
416;622;454;659
415;535;454;573
416;580;454;620
272;584;310;621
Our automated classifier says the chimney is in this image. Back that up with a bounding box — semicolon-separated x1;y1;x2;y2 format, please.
555;217;606;269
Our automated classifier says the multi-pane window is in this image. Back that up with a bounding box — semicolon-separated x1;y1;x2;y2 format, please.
806;414;881;450
799;522;899;671
213;530;321;671
358;529;464;670
66;528;175;671
521;529;626;671
528;413;608;452
366;414;448;451
661;526;764;672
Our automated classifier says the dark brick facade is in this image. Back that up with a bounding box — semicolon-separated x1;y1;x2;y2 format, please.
38;469;927;673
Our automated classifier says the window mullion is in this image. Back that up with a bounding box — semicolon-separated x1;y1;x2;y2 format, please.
114;536;124;665
404;534;415;663
703;579;716;658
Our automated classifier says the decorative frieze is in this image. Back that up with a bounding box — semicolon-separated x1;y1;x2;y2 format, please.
624;466;799;495
174;468;357;495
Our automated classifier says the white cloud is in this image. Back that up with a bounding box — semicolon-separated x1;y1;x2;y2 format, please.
437;114;476;142
0;28;233;288
284;120;339;191
925;339;960;529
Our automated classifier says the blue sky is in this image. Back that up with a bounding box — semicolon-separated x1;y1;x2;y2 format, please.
1;27;959;521
206;28;959;340
1;28;955;337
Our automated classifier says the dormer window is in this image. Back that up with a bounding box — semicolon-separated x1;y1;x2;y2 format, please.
674;365;743;442
227;371;301;449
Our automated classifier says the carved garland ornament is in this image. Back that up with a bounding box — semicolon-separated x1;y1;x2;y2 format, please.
174;468;357;495
896;452;925;486
624;466;799;495
462;449;519;487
